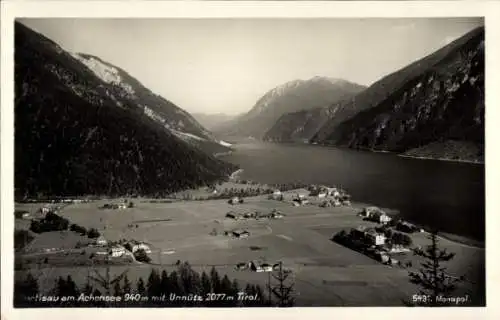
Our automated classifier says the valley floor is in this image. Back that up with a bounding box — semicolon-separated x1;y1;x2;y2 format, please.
15;188;485;306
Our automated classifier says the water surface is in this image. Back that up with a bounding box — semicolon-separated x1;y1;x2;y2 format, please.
220;142;485;241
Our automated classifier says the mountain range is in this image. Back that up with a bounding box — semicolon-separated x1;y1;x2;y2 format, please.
214;77;366;139
15;22;236;198
265;27;484;162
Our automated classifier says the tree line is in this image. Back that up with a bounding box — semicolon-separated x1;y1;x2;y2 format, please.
14;262;270;308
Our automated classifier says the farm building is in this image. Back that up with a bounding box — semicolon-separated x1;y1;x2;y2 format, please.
118;203;128;209
95;236;108;246
110;245;126;257
362;206;385;218
272;190;282;197
269;210;284;219
225;211;239;220
249;260;264;272
131;243;152;254
228;197;242;205
261;263;273;272
351;226;386;246
364;229;386;246
232;229;250;238
379;213;392;224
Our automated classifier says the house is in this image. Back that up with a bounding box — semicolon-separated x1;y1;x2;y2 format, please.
270;190;282;200
365;229;386;246
118;203;128;210
226;211;239;220
232;230;250;238
249;260;264;272
374;250;390;263
362;206;385;218
270;211;284;219
261;264;273;272
317;191;327;199
110;245;126;257
236;262;247;270
328;188;340;198
40;207;51;214
95;236;108;246
133;243;151;254
379;213;392;224
228;197;241;205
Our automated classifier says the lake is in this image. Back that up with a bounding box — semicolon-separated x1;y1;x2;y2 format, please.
220;142;485;241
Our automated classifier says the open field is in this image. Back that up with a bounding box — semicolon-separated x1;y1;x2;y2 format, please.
15;189;485;306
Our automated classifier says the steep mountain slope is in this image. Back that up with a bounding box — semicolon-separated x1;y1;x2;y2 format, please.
264;107;332;142
15;22;236;198
216;77;365;139
70;53;231;156
313;27;484;162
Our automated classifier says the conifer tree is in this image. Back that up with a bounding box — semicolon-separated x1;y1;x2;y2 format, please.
147;268;161;298
201;271;212;296
14;272;39;307
160;270;170;295
270;262;295;307
122;275;132;295
169;270;181;295
409;230;462;306
136;277;146;295
209;266;221;293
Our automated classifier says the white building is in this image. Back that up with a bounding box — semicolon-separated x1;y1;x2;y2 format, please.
118;203;128;209
317;192;327;199
365;230;386;246
110;245;126;257
95;236;108;246
379;213;392;224
131;243;151;254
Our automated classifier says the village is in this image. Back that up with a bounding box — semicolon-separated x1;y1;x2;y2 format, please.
14;181;484;305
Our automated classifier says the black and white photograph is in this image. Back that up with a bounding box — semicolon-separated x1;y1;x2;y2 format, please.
1;0;499;317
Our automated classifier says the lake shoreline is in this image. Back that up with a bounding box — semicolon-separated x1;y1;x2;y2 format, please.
398;154;484;165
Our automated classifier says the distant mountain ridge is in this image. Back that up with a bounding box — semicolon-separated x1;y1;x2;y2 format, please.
216;77;366;139
312;27;484;162
265;27;484;162
192;113;237;131
15;22;236;198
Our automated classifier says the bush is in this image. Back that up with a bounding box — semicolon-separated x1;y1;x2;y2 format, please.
87;228;100;239
14;230;34;250
128;201;134;208
391;232;413;246
29;212;69;233
134;249;151;263
70;223;87;235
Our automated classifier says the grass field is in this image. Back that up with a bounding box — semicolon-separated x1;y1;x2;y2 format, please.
15;189;485;306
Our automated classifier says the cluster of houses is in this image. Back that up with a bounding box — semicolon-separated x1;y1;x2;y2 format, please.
347;226;411;264
292;194;309;206
225;209;284;220
359;206;392;224
100;202;129;210
268;190;284;201
236;260;282;272
92;236;151;258
228;197;245;205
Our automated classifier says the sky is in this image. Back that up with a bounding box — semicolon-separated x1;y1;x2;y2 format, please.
19;18;483;115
